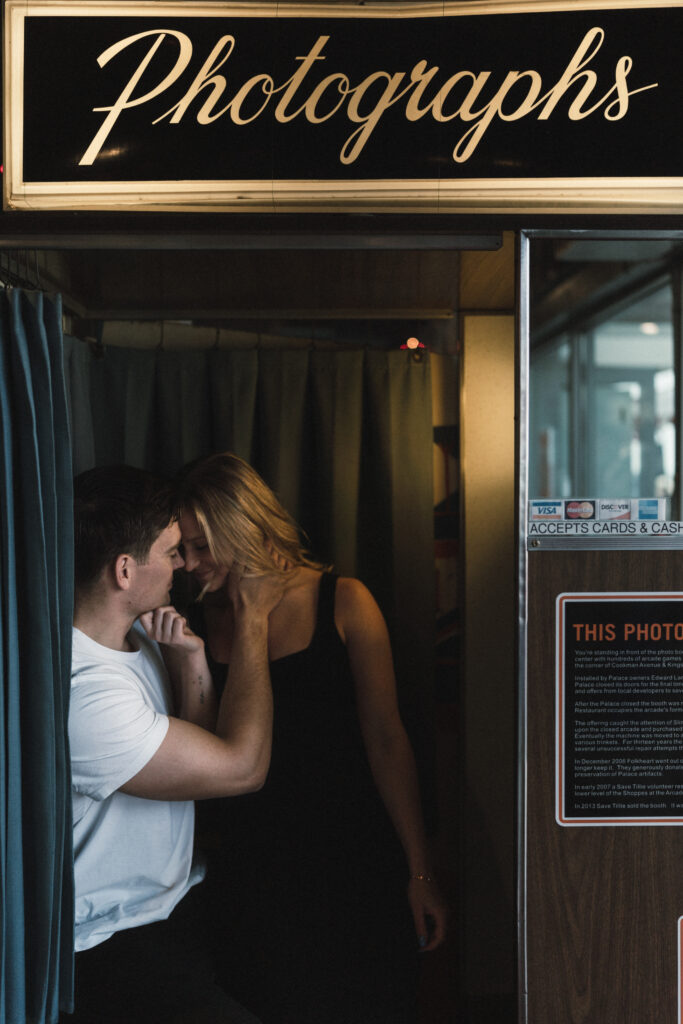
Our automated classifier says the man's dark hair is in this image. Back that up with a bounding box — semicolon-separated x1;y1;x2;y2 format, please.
74;465;179;591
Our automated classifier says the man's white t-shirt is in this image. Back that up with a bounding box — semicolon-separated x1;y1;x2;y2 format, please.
70;622;202;952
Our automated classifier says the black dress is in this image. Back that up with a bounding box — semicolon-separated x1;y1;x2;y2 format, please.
191;572;419;1024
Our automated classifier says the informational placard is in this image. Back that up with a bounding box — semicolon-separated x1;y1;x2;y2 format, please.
6;0;683;213
557;593;683;826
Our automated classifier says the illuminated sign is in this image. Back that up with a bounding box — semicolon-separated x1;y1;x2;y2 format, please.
5;1;683;213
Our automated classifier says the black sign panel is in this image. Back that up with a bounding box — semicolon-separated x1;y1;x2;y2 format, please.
557;594;683;825
6;1;683;211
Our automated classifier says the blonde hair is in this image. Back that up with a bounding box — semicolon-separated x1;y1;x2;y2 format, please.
178;452;326;577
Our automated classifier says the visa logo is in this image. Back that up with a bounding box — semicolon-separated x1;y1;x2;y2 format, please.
529;500;563;520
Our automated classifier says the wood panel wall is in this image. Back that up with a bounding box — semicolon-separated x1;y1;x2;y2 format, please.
67;247;462;320
526;548;683;1024
462;314;517;1014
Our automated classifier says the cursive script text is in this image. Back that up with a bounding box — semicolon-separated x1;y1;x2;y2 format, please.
79;27;658;167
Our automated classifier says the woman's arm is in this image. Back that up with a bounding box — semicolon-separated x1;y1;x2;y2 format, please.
336;577;448;951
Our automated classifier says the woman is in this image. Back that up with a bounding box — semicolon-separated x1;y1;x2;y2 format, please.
177;452;447;1024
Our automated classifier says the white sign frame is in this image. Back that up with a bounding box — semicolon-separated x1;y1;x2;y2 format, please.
6;0;683;214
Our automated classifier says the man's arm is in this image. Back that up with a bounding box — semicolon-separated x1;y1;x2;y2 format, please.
120;571;283;802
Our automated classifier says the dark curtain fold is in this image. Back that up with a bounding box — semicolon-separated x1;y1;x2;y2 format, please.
1;290;74;1024
208;348;258;461
254;349;312;519
62;339;434;720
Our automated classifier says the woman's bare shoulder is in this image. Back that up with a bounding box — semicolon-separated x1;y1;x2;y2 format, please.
334;576;385;642
335;574;375;601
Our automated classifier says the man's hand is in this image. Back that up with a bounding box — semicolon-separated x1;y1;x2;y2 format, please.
139;606;204;655
264;540;292;573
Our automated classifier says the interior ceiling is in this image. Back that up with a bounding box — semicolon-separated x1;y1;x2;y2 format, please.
56;246;465;351
0;228;513;351
530;236;683;345
65;247;463;321
7;231;681;347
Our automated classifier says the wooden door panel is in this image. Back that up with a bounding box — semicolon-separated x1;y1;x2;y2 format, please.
526;549;683;1023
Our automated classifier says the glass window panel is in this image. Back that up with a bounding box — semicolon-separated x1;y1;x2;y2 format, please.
530;274;675;513
529;339;572;497
591;318;673;499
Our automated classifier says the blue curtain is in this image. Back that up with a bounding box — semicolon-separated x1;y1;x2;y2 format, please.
0;290;74;1023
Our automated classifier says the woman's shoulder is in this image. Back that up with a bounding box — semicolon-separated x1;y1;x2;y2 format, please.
333;576;386;643
334;574;375;600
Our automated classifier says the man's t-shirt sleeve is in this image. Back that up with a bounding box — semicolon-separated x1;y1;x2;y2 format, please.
69;673;169;801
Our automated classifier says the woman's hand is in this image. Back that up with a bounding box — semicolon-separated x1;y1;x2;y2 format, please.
139;606;204;655
408;875;449;952
140;606;216;728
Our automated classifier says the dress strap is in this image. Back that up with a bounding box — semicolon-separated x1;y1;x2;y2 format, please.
311;571;340;647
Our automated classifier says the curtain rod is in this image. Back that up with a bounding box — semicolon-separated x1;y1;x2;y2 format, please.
0;233;502;252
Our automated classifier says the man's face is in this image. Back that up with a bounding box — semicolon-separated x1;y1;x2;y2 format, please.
130;522;184;614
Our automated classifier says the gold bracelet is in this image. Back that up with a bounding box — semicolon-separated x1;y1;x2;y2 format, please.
411;873;433;883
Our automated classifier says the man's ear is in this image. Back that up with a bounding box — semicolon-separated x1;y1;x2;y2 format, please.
114;554;134;590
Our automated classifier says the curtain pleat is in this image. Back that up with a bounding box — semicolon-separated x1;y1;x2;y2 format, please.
41;297;75;1024
154;350;212;475
255;350;311;521
310;350;364;574
358;352;397;617
0;290;74;1024
62;339;95;477
0;296;27;1024
88;347;158;469
386;352;436;713
208;349;258;462
64;340;434;711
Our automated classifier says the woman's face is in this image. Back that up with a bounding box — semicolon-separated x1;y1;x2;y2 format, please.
179;510;232;593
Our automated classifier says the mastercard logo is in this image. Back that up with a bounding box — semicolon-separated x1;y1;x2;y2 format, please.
565;500;595;519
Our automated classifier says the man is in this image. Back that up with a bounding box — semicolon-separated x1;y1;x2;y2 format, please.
64;465;281;1024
